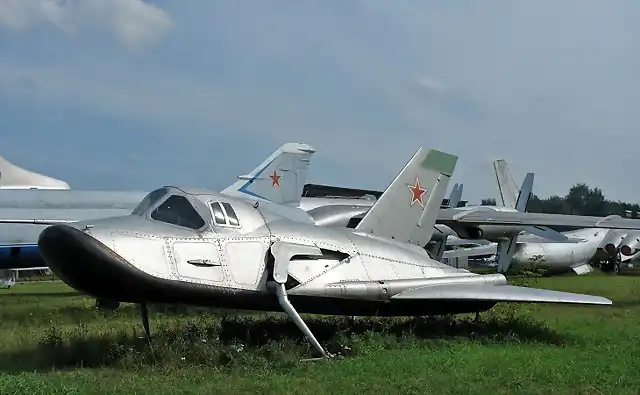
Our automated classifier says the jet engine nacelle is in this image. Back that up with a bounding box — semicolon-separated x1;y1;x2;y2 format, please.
619;232;640;257
447;225;484;240
597;230;627;257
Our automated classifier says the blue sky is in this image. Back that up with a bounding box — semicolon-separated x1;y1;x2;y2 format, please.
1;1;639;203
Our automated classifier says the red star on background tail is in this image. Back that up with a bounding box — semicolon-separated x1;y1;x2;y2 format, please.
270;170;281;187
407;177;426;207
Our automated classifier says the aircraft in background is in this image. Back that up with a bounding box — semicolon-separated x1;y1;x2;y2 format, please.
0;155;70;190
443;159;640;274
35;146;615;359
298;169;571;246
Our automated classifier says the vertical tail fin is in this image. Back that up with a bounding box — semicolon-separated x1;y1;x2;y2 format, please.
492;159;519;208
355;147;458;247
449;183;464;208
221;142;316;205
0;155;70;190
514;172;534;212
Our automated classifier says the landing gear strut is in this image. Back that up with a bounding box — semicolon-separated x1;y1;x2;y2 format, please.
95;298;120;310
270;241;330;359
600;253;621;274
140;302;151;340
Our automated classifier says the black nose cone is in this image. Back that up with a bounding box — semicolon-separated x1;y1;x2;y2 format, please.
38;225;127;299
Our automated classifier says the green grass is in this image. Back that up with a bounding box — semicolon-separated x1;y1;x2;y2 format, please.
0;273;638;394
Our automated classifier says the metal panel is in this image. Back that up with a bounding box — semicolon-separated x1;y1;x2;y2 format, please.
173;241;224;283
225;241;265;286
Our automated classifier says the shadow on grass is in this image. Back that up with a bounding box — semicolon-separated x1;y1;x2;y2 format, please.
609;299;640;308
0;310;568;373
0;291;80;299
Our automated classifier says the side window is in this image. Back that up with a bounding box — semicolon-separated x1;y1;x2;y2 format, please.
222;202;240;226
209;202;241;227
151;195;206;230
210;202;226;225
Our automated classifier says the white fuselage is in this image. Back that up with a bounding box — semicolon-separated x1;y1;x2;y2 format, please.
509;228;610;272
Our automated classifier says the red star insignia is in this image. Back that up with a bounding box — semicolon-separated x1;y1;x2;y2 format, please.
407;177;426;207
270;170;281;187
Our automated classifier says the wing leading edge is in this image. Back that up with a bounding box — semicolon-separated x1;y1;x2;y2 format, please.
392;283;612;305
439;208;640;230
0;219;77;225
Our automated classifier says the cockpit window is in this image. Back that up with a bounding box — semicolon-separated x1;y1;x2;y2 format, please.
151;195;206;230
209;201;241;227
132;188;168;216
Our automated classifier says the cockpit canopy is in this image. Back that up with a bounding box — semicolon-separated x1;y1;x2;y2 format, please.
131;186;244;232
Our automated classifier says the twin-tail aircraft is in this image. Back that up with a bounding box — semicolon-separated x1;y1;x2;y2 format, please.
35;146;633;359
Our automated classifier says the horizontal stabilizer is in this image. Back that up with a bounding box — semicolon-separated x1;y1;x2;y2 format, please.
392;283;612;305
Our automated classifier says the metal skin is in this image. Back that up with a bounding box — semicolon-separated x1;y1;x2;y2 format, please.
36;147;613;359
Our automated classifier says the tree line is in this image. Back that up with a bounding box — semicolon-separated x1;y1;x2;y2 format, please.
481;183;640;219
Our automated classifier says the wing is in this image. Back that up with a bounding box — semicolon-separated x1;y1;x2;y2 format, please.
0;219;77;225
438;208;640;230
443;244;498;258
392;283;612;305
444;238;492;247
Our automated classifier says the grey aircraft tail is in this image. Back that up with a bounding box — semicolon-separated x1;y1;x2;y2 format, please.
492;159;519;208
355;147;458;247
221;142;316;206
491;159;568;240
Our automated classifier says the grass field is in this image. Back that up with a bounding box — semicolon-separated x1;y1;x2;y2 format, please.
0;273;638;394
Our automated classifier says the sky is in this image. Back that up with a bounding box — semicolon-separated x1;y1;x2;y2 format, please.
0;0;639;204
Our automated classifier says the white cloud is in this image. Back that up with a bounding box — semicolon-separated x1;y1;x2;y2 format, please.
2;2;640;201
0;0;173;49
